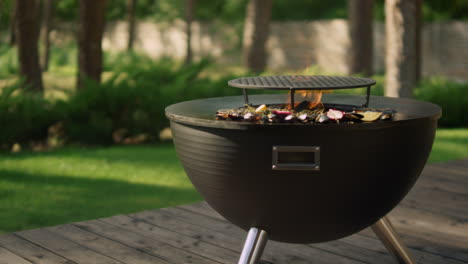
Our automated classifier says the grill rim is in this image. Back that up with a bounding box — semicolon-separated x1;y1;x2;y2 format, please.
228;75;376;90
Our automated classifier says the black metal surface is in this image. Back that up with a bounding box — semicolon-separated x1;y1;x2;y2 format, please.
166;94;441;129
165;94;441;244
228;75;376;90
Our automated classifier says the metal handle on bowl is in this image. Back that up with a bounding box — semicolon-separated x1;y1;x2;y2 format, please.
272;146;320;171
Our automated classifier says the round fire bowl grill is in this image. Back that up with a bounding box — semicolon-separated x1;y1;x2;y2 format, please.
165;75;441;264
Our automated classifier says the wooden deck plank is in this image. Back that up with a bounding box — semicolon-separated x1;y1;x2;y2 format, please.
424;163;468;184
402;182;468;220
132;209;366;264
156;208;368;263
339;233;468;264
16;229;122;264
184;200;468;263
441;159;468;171
100;214;240;263
417;168;468;195
0;233;74;264
47;224;171;264
73;219;220;264
131;209;241;249
0;247;32;264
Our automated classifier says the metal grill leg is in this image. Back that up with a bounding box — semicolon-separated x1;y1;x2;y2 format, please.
371;216;416;264
238;227;268;264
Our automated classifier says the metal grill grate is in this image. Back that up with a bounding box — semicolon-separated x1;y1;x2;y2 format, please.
228;75;375;90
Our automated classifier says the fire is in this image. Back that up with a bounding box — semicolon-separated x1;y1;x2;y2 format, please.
285;75;326;110
287;90;323;110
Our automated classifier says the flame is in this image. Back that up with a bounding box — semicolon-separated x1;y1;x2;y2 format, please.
287;90;323;110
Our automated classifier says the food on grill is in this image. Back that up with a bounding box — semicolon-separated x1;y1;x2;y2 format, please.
255;104;268;113
380;110;395;120
360;111;383;122
326;109;345;120
216;103;394;124
317;114;330;123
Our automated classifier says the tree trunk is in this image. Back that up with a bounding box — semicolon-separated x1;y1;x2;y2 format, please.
242;0;272;73
9;1;16;45
126;0;137;51
414;0;423;83
41;0;54;72
385;0;418;98
16;0;43;92
184;0;195;65
348;0;374;76
77;0;107;89
0;1;2;21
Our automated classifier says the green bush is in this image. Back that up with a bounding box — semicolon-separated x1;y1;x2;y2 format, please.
60;75;162;145
337;76;468;127
48;44;78;71
1;52;465;149
0;44;18;78
415;78;468;127
0;83;60;149
62;56;241;145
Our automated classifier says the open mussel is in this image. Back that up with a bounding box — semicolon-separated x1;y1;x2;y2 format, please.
316;114;330;123
344;112;363;121
379;110;394;120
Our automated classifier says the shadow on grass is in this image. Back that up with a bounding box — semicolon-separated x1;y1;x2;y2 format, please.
0;167;201;233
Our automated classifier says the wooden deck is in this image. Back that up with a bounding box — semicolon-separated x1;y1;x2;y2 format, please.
0;159;467;264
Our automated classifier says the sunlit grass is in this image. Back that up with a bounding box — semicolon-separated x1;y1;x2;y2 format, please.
0;144;201;233
429;128;468;163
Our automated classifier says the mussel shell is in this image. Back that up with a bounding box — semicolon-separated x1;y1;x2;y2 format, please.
298;113;308;121
379;110;394;120
243;112;255;120
344;113;363;120
284;114;295;121
268;113;278;123
317;114;330;123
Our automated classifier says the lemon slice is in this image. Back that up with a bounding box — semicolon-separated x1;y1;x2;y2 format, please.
255;104;268;113
361;111;382;122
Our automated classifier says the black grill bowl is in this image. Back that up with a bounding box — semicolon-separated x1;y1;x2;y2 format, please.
166;94;441;243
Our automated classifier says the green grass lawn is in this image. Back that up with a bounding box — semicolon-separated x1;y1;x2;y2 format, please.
0;144;201;233
0;128;467;233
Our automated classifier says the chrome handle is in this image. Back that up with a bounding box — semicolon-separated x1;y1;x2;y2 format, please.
272;146;320;171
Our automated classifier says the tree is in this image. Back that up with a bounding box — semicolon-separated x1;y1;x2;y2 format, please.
9;0;16;45
41;0;54;72
348;0;374;76
414;0;423;83
16;0;43;92
385;0;419;98
184;0;196;65
242;0;272;73
77;0;107;89
126;0;137;51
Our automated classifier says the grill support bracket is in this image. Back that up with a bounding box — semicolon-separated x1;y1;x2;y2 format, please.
238;217;415;264
372;216;416;264
238;228;268;264
230;75;376;108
